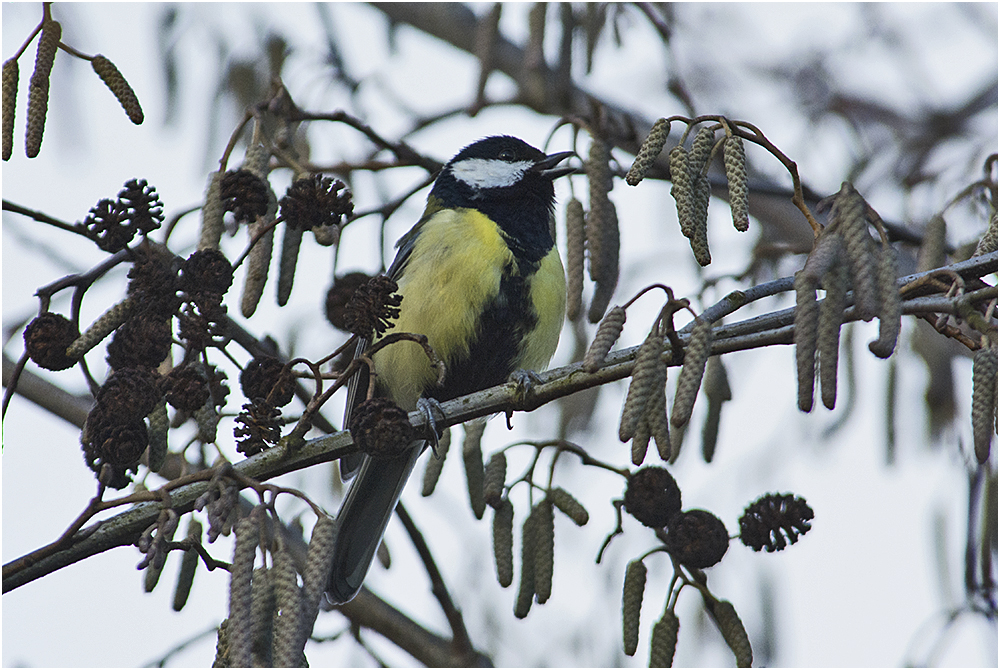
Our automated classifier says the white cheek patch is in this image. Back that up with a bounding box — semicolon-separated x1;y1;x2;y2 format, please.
450;158;534;189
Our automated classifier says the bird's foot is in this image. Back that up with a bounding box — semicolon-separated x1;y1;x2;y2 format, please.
508;368;544;405
416;396;446;457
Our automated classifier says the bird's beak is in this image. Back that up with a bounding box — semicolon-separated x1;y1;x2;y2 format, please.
533;150;578;179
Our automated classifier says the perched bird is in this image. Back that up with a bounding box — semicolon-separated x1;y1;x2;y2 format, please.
327;135;575;604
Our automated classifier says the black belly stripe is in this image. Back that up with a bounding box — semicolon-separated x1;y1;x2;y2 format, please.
429;263;538;402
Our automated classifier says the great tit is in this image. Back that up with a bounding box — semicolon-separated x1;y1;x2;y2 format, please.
327;135;575;604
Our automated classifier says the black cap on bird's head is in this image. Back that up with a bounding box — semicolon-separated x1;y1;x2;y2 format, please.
433;135;576;204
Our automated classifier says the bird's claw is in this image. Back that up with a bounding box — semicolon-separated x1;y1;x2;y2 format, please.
508;368;543;403
416;397;446;457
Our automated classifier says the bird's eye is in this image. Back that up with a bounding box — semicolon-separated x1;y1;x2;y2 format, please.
498;149;516;161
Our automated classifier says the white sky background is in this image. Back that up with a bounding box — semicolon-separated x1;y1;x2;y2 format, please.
2;2;997;667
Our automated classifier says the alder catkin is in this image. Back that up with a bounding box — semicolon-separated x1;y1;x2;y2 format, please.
621;559;647;656
198;171;225;251
25;20;60;158
794;271;819;413
2;58;17;161
514;507;538;618
276;224;303;306
565;198;586;320
619;329;665;441
493;498;515;587
687;127;717;176
66;296;135;359
171;519;202;612
649;608;680;668
146;399;169;472
463;419;488;520
670;317;713;427
972;345;998;464
583;305;626;372
868;242;901;359
724;135;750;232
91;54;143;124
228;515;258;669
533;499;555;604
818;262;849;410
421;426;451;496
832;184;878;321
483;451;507;509
549;487;589;526
626;118;670;185
711;599;753;668
271;540;305;668
669;145;695;239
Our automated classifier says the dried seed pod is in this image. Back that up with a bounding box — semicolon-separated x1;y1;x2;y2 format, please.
483;451;507;509
724;135;750;232
671;317;713;427
619;329;665;441
228;515;259;669
533;499;555;604
687;126;717;176
514;505;538;619
701;356;731;463
276;224;303;306
623;466;682;528
917;214;947;272
25;20;60;158
23;312;79;371
146;399;169;472
818;262;849;410
794;271;819;413
649;608;680;668
493;497;515;588
708;598;753;668
739;492;814;552
974;210;997;257
626;118;670;186
669;145;695;239
972;345;998;464
549;487;589;526
421;425;451;496
172;519;202;612
197;171;225;251
583;305;626;372
664;509;729;569
621;559;647;656
463;419;488;520
2;58;17;161
868;243;901;359
91;54;143;124
565;198;586;320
